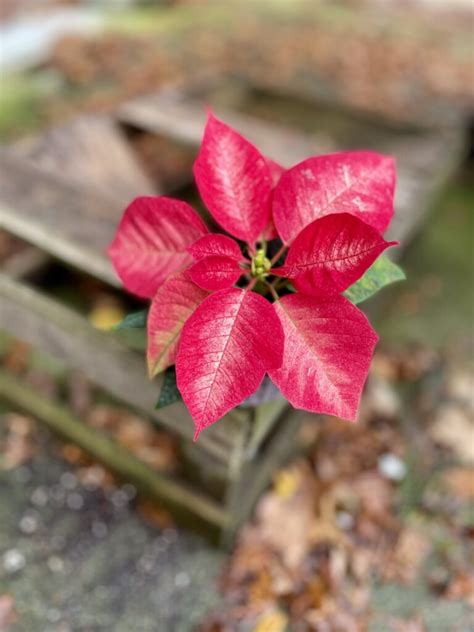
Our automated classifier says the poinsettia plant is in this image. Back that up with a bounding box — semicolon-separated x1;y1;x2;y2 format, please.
109;112;404;440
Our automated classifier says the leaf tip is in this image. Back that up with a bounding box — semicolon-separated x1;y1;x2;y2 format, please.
147;358;156;380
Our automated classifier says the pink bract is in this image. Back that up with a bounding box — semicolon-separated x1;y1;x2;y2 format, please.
188;255;242;291
147;271;209;378
187;233;245;262
176;288;284;439
108;196;207;298
272;213;397;296
193;112;273;246
272;151;396;244
109;111;398;439
269;294;378;421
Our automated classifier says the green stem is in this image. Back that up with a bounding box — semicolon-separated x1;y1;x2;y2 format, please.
272;278;288;292
246;278;258;292
264;281;280;301
270;244;288;266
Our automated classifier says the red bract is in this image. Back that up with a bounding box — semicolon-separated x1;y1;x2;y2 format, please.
268;294;378;420
187;234;245;262
108;196;208;298
272;213;397;296
109;111;398;439
147;271;208;378
188;255;242;291
272;151;396;244
193;112;273;246
176;288;284;439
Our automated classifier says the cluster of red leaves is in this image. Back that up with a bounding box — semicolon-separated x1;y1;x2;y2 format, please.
109;113;397;438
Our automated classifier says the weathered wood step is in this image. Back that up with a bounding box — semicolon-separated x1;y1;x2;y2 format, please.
117;89;322;168
0;368;228;532
0;273;236;462
117;90;466;253
0;151;120;285
9;115;158;203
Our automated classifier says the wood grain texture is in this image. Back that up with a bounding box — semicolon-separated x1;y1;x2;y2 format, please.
117;89;322;168
117;90;465;255
11;115;157;203
0;273;237;461
0;151;120;284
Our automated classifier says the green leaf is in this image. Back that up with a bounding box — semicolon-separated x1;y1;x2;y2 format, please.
155;367;181;409
113;309;148;330
344;255;405;305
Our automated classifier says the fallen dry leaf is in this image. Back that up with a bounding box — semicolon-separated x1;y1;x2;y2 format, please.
384;526;431;584
389;616;427;632
3;340;30;374
0;414;37;470
441;467;474;500
430;404;474;464
136;500;173;529
255;462;317;570
445;572;474;606
252;608;288;632
0;594;18;629
88;298;126;331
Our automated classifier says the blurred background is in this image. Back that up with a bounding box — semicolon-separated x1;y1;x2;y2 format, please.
0;1;473;630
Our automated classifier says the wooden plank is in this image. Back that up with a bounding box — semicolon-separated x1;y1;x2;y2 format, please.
0;151;120;284
11;115;157;203
0;273;234;462
0;116;157;284
385;129;466;248
117;89;322;168
117;92;466;252
0;368;228;532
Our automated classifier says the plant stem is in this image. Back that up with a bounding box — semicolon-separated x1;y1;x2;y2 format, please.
264;280;280;301
246;278;258;292
273;278;288;292
270;244;288;266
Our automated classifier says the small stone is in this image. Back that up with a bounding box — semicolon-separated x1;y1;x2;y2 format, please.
14;466;32;484
121;483;137;501
153;538;169;553
60;472;77;490
163;528;177;544
378;453;407;481
80;464;107;490
137;557;154;573
50;485;66;504
66;492;84;511
30;486;48;507
51;535;66;551
174;571;190;588
91;520;108;538
47;555;64;573
3;549;26;573
19;511;39;535
111;489;128;509
46;608;61;623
